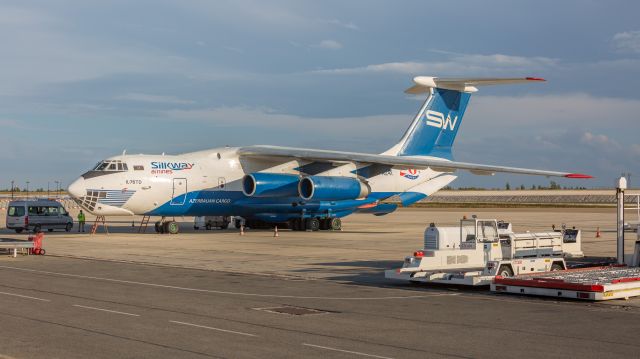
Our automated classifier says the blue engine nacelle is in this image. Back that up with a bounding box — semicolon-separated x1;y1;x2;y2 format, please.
298;176;370;201
242;173;300;197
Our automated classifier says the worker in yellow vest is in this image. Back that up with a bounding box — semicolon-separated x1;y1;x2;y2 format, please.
77;210;86;232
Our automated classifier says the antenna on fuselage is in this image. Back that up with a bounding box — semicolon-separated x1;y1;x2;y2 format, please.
122;149;127;156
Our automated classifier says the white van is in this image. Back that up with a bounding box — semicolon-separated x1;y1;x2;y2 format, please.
6;199;74;233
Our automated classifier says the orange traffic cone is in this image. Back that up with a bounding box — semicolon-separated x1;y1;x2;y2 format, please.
596;227;601;238
274;226;279;238
240;225;245;236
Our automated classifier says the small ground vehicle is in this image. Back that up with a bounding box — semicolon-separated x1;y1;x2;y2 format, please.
385;217;583;285
194;216;232;230
6;199;73;233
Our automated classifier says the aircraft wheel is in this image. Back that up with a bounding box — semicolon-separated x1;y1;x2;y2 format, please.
305;218;320;232
166;221;179;234
155;221;163;233
291;218;304;231
329;217;342;231
319;219;330;231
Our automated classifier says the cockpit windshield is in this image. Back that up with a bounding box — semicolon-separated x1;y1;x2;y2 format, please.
92;160;128;172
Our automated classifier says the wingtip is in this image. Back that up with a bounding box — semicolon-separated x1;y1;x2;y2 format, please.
525;77;546;82
564;173;593;179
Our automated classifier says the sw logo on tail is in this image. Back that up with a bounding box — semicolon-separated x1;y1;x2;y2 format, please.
425;110;458;130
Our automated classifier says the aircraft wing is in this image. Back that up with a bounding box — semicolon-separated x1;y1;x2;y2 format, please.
237;145;592;178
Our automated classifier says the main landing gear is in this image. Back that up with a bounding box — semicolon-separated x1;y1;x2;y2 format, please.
289;217;341;231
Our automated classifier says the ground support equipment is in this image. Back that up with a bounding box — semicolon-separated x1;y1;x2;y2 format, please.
491;266;640;301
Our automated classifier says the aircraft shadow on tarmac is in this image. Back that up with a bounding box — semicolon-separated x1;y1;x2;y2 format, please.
291;260;417;288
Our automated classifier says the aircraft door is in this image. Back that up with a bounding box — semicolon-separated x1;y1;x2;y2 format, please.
171;178;188;205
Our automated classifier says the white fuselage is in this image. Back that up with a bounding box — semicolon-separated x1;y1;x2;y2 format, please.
67;147;456;221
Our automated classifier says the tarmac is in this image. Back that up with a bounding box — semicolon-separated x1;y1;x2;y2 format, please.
0;207;639;358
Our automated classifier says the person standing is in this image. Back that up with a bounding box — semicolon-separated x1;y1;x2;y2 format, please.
77;210;86;232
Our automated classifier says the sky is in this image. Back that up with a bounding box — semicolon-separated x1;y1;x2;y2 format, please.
1;0;639;190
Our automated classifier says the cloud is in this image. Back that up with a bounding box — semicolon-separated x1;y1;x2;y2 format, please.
322;19;359;30
312;52;558;75
312;40;343;50
0;6;52;26
612;30;640;54
467;93;640;131
0;5;232;95
580;132;620;149
162;105;409;149
116;93;195;105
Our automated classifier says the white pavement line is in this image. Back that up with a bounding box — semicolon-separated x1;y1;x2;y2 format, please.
73;304;140;317
0;290;50;302
169;320;258;337
0;265;456;300
303;343;394;359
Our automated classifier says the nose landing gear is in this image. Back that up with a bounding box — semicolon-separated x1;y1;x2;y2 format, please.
154;217;180;234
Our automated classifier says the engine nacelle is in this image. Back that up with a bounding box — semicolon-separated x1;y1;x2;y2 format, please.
298;176;370;201
242;173;300;197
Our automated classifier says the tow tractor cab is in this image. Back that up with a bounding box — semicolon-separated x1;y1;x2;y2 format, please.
385;217;583;285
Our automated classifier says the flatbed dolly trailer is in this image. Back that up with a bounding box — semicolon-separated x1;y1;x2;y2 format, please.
0;239;34;258
491;265;640;301
385;218;583;286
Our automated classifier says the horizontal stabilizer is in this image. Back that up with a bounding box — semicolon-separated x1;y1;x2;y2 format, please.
405;76;545;94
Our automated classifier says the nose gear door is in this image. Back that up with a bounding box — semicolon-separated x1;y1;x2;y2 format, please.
171;178;187;205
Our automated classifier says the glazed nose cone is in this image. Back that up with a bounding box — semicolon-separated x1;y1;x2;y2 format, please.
67;177;86;199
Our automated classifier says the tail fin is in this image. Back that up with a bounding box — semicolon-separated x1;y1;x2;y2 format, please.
388;76;545;159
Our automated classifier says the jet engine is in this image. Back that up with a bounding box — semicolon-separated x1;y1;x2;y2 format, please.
242;173;300;197
298;176;370;201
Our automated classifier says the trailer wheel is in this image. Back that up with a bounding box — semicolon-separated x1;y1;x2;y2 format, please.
65;223;73;232
498;265;514;277
550;263;564;271
15;229;23;234
39;249;46;256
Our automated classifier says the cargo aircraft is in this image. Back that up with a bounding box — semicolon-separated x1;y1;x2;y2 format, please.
68;76;591;233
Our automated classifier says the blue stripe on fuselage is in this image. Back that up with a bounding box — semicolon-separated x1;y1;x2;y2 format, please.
145;189;399;219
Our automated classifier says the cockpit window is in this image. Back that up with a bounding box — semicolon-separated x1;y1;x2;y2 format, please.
83;159;129;179
91;160;128;172
94;162;110;171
